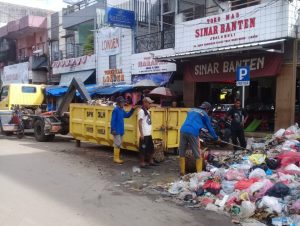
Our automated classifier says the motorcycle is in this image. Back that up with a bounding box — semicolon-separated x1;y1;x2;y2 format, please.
0;108;24;139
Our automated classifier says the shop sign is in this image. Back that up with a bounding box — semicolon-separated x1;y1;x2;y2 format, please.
106;7;135;29
131;50;176;74
2;62;29;85
52;54;95;75
184;54;282;82
103;69;124;85
97;27;121;57
176;1;293;53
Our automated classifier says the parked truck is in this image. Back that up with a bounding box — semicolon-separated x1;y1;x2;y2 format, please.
0;79;91;142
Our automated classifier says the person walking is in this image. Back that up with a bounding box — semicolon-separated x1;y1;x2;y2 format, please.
179;102;219;176
226;99;248;151
110;96;136;164
138;97;158;168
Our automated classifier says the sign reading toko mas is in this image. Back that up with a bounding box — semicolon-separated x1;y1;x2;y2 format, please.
106;7;135;29
175;1;296;53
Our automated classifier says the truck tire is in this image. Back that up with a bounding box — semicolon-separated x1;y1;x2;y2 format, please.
34;120;48;142
46;134;55;142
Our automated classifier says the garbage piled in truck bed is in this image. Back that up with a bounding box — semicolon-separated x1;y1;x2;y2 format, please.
167;125;300;225
87;98;116;106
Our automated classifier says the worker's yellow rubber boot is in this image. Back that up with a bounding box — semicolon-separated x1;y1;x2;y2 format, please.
179;157;185;176
113;148;124;164
196;158;203;173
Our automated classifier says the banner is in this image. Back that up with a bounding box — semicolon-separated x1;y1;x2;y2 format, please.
184;53;283;83
98;27;121;57
2;62;29;85
131;49;176;74
175;1;295;53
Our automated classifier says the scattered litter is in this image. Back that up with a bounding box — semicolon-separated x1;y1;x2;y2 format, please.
132;166;141;173
161;124;300;225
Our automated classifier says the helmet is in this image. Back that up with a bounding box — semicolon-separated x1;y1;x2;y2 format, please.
199;101;212;110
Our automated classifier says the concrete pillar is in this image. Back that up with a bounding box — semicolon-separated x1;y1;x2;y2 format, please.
275;63;296;130
183;80;195;107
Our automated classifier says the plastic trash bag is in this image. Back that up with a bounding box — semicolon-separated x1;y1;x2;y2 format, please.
249;168;267;179
249;179;273;200
239;201;256;219
273;128;286;138
257;196;282;214
249;154;266;165
246;137;255;150
225;169;246;181
281;140;300;152
203;180;221;195
168;181;188;195
235;178;260;190
271;217;294;226
291;200;300;213
277;152;300;167
266;157;281;170
222;180;236;194
266;182;290;198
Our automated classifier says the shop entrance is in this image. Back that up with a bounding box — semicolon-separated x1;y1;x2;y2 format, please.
195;77;276;132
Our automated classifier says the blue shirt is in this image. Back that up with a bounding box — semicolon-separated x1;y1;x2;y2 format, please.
180;108;218;140
110;106;134;136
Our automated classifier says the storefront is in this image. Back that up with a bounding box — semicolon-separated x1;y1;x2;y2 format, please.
182;52;282;132
157;0;299;132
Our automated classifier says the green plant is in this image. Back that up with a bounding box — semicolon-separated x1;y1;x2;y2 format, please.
83;34;94;55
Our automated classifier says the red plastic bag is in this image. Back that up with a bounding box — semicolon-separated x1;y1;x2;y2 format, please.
235;178;260;190
203;180;221;195
277;152;300;167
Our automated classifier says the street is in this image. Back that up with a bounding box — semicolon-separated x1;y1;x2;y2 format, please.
0;134;233;226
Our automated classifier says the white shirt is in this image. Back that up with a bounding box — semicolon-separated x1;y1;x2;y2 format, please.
138;108;152;136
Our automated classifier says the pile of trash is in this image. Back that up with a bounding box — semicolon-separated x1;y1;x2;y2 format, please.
87;98;115;106
167;125;300;225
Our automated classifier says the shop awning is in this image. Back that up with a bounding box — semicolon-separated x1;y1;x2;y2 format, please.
59;70;94;86
131;72;173;86
95;85;133;95
156;39;285;61
46;84;98;97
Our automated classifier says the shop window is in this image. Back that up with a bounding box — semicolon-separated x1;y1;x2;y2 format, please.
230;0;260;10
179;0;206;21
109;55;117;69
22;86;37;93
0;86;8;101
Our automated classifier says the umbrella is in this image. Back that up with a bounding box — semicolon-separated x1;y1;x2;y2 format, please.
149;87;174;97
133;79;158;87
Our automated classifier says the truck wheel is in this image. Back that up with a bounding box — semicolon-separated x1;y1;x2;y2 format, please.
34;120;47;142
46;134;55;142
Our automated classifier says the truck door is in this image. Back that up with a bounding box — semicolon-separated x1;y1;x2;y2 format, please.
0;86;9;110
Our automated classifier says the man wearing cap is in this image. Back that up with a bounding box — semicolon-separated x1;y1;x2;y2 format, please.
178;102;219;175
110;96;136;164
138;97;157;168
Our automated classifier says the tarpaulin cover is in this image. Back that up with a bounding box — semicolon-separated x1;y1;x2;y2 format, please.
131;72;172;86
46;84;98;97
184;53;283;83
95;85;133;95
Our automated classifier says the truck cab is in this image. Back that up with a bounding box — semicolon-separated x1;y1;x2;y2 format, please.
0;84;45;110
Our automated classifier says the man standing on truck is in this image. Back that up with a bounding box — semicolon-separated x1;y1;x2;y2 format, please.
226;99;248;152
111;96;136;164
138;97;158;168
178;102;219;176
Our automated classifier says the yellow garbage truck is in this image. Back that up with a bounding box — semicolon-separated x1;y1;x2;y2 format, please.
69;104;189;152
0;79;91;142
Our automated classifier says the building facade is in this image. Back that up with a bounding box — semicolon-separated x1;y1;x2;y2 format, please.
156;0;300;131
0;15;49;85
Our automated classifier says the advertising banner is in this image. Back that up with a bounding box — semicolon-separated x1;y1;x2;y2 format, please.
97;27;121;57
175;1;293;53
2;62;29;85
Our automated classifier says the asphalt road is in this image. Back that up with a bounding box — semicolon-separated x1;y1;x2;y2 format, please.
0;135;233;226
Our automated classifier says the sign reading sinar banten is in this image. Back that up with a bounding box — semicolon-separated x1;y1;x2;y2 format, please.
175;1;293;53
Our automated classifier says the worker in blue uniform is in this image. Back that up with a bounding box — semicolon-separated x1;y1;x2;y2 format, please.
179;102;219;175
